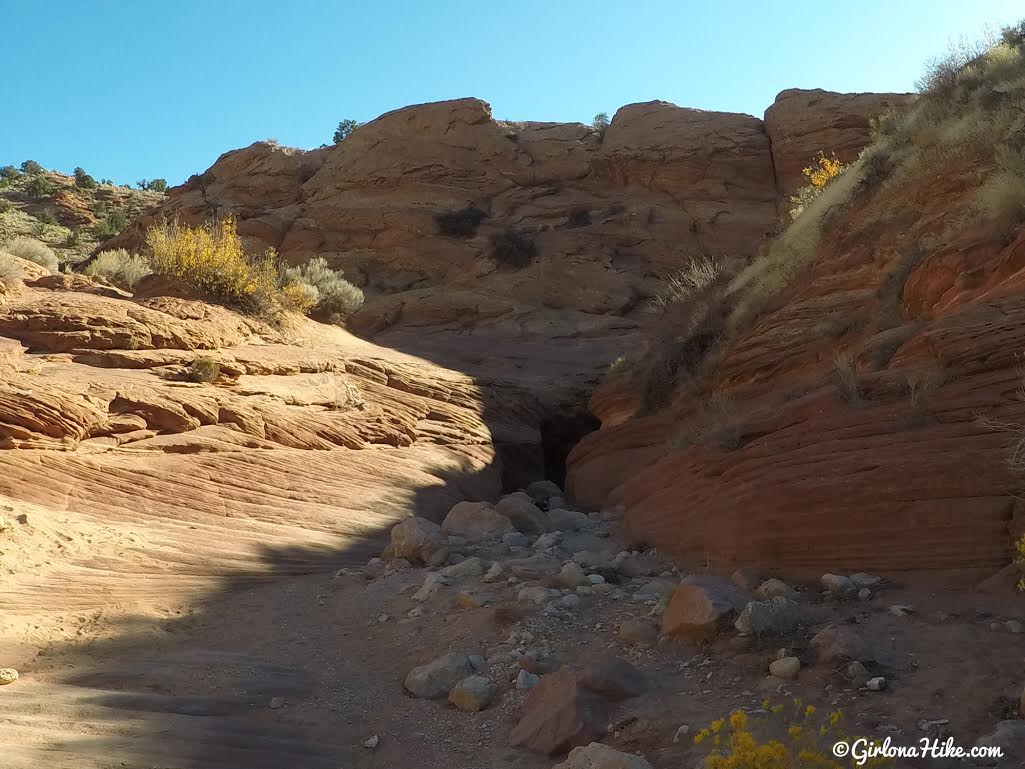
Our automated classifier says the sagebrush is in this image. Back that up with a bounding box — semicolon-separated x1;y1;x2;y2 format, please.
84;248;152;289
3;236;58;272
280;257;364;325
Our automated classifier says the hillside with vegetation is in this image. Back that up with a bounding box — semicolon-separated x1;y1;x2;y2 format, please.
0;161;164;266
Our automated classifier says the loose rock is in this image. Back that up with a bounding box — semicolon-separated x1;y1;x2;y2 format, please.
404;653;474;699
769;656;801;680
448;674;497;712
441;556;484;579
389;516;449;566
441;501;514;541
820;573;856;596
866;676;886;691
577;656;648;701
662;575;749;642
553;742;654;769
810;624;871;663
509;668;610;755
526;479;563;504
0;668;18;685
496;494;551;534
413;572;449;602
557;562;591;588
549;508;591;531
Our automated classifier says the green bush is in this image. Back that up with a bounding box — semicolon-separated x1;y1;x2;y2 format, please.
490;227;537;269
187;356;221;383
0;253;24;285
148;178;168;193
0;199;11;215
20;160;43;175
0;166;18;182
3;236;58;272
84;248;152;289
280;257;364;324
94;210;128;239
74;167;97;189
435;207;487;238
333;118;360;144
592;112;610;139
26;175;56;198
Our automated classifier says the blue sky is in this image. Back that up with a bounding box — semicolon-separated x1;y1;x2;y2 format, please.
2;0;1022;186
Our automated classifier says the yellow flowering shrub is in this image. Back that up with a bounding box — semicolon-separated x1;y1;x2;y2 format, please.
803;153;846;188
788;152;848;221
146;217;283;317
694;700;889;769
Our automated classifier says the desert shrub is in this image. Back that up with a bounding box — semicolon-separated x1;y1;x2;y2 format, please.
280;281;320;315
434;206;487;238
0;199;11;214
148;179;168;193
566;208;591;228
280;256;364;324
833;350;863;404
642;258;731;411
187;356;221;383
20;160;43;175
788;152;846;221
975;143;1025;223
592;112;610;139
857;146;894;190
3;236;57;272
94;209;128;239
84;248;152;289
36;207;56;225
333;118;360;143
0;254;24;285
74;167;97;189
0;166;18;182
147;217;283;316
653;256;722;312
490;227;537;269
26;175;56;198
694;703;868;769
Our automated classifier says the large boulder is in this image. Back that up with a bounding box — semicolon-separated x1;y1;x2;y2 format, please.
810;624;872;664
441;501;514;541
509;668;610;755
661;575;749;642
554;743;654;769
404;653;474;699
495;493;552;534
577;656;648;701
388;516;448;566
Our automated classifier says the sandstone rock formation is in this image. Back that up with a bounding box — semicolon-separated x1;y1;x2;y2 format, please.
100;92;898;418
764;88;915;193
566;141;1025;581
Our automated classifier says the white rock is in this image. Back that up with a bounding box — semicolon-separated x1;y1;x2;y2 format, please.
518;585;557;605
821;573;856;595
557;562;590;588
441;501;514;541
481;562;504;583
516;669;540;689
587;574;606;585
672;725;690;743
553;743;654;769
866;676;886;691
0;668;18;686
412;572;449;602
560;594;581;610
404;653;474;699
448;674;497;712
363;735;380;749
441;556;484;579
849;572;882;588
769;656;801;680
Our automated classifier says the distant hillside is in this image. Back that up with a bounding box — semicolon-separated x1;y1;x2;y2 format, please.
0;163;164;265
